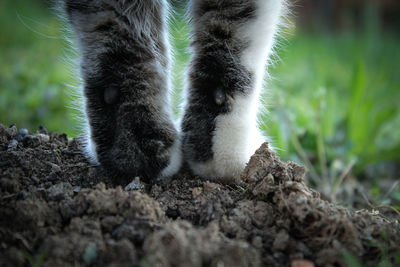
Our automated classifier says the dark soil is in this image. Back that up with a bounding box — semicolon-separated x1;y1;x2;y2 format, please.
1;124;399;267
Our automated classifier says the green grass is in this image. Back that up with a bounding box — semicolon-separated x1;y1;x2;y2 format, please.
0;0;77;136
1;1;399;208
265;31;400;177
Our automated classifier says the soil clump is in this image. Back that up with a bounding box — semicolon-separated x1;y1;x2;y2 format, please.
0;124;399;266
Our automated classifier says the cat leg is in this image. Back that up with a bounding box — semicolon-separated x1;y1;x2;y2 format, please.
62;0;181;181
182;0;285;183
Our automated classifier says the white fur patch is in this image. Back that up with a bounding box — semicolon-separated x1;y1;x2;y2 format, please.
159;136;182;179
189;94;264;182
83;119;99;165
240;0;284;74
84;135;99;165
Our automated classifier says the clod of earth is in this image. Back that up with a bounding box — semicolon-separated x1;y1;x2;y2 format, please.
0;124;399;267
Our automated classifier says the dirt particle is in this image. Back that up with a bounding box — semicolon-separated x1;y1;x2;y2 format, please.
49;162;62;173
5;125;18;139
273;229;289;251
73;186;81;193
37;133;50;143
203;181;220;193
46;182;73;201
192;187;203;198
124;176;145;191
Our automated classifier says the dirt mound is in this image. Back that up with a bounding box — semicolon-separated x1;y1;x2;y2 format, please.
0;124;399;267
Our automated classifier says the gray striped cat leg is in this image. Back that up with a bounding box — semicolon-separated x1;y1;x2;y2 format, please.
63;0;181;182
182;0;285;183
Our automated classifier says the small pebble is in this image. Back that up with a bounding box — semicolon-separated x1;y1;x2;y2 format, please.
73;186;81;194
296;196;307;204
124;177;144;191
19;128;29;137
47;182;73;200
37;133;50;143
50;163;62;173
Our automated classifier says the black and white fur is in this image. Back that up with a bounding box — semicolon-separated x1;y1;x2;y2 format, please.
182;0;285;183
61;0;285;183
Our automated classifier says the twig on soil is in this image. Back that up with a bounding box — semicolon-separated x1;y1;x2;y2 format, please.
382;180;400;200
226;184;248;194
360;190;375;209
375;205;400;219
331;158;356;202
14;233;32;252
359;191;400;221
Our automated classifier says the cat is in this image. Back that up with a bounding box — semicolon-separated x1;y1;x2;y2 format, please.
61;0;286;183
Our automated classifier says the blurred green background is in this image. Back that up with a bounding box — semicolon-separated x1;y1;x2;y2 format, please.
1;0;399;206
